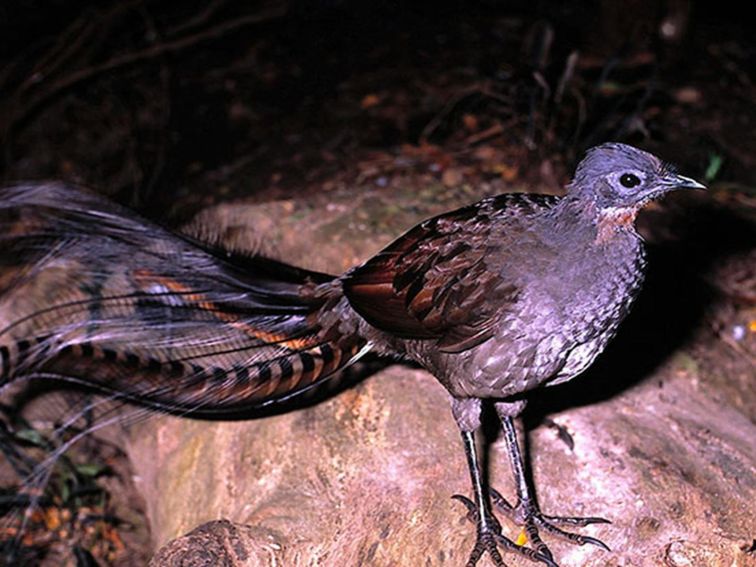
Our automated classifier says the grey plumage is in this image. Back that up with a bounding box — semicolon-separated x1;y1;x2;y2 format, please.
342;142;704;565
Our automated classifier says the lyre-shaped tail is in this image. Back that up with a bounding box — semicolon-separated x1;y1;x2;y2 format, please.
0;183;365;413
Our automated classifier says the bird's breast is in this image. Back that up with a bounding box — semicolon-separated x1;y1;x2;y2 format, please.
450;236;646;398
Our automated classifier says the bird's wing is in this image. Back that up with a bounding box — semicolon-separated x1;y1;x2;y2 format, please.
343;194;558;353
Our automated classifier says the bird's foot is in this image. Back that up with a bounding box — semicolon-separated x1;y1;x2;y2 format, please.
453;495;558;567
490;488;611;561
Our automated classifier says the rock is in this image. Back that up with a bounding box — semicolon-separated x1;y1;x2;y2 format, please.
149;520;271;567
131;186;755;566
136;367;475;566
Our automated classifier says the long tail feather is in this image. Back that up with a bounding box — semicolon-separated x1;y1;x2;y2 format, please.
0;182;372;562
0;182;365;412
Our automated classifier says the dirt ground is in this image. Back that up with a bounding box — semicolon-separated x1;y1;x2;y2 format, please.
0;1;754;566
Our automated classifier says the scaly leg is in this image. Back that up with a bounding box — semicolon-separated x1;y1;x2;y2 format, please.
459;428;507;566
495;406;610;561
452;398;556;567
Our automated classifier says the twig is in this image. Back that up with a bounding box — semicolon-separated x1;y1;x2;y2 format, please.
20;16;94;94
615;67;657;140
165;0;228;38
3;3;286;143
461;122;505;147
420;85;483;144
567;85;587;151
420;81;514;144
555;51;579;105
132;2;172;207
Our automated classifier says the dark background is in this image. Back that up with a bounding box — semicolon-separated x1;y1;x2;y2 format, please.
1;0;753;219
1;1;753;565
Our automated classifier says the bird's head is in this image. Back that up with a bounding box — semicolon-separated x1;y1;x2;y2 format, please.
569;143;705;211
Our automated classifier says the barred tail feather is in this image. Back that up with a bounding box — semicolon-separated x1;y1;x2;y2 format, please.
0;182;365;412
0;182;372;561
5;336;367;413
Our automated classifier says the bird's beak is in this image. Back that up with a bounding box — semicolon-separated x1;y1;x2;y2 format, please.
663;173;707;191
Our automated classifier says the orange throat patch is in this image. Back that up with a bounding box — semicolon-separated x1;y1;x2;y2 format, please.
595;206;639;244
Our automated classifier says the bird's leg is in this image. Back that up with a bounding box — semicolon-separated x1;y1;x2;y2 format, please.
452;398;557;567
458;428;507;567
494;404;611;559
451;397;507;566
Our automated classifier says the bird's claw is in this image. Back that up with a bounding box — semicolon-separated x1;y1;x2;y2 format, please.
490;488;611;552
467;528;507;567
454;494;506;566
453;495;559;567
452;493;478;522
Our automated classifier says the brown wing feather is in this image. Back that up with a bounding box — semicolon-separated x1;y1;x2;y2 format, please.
340;221;441;339
343;195;556;353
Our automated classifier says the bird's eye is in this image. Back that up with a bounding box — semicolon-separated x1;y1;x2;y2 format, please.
619;173;641;188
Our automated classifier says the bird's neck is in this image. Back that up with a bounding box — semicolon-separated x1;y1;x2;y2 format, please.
548;194;642;246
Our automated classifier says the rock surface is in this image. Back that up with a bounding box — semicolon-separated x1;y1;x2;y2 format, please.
129;184;755;566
